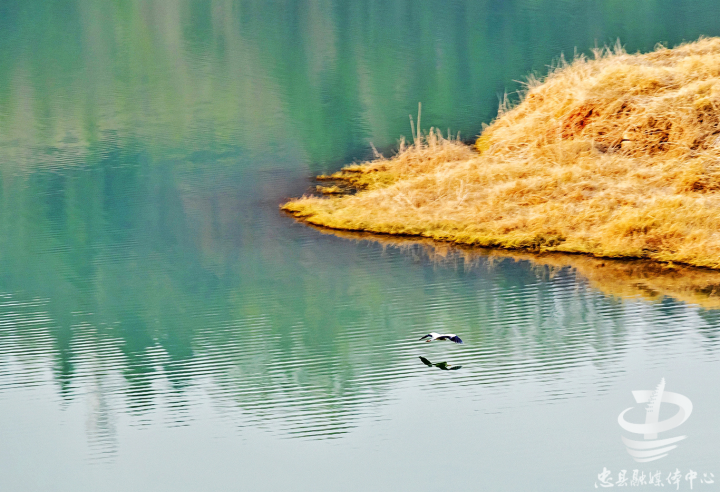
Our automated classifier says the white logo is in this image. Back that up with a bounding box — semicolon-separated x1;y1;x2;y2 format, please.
618;378;693;462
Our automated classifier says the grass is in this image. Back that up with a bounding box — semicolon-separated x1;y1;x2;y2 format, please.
282;38;720;270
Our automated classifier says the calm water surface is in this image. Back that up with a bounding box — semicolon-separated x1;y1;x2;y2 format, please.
2;1;720;490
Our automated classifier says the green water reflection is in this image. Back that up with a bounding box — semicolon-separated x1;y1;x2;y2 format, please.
1;1;720;490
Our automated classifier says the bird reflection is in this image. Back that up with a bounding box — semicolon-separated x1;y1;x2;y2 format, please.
419;356;462;371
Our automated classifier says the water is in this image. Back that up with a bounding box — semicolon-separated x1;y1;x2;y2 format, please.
1;1;720;490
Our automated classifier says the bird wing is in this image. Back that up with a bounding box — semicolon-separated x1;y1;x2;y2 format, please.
449;335;463;344
449;365;462;370
419;356;433;367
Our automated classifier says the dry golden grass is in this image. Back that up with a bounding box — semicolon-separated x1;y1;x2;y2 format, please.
283;38;720;269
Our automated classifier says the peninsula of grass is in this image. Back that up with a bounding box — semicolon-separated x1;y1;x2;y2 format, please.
283;38;720;270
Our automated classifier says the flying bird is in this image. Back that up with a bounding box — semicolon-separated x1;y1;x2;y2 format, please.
419;356;462;371
419;332;463;344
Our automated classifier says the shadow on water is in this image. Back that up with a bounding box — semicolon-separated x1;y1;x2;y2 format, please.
419;356;462;371
299;222;720;310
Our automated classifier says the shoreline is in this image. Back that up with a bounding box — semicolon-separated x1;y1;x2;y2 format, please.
283;213;720;308
283;37;720;271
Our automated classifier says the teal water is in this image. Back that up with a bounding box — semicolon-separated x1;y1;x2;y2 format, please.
2;1;720;490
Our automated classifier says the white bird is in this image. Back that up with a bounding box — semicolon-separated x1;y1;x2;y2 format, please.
419;332;463;344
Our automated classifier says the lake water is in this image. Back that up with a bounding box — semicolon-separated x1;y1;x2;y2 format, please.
2;1;720;490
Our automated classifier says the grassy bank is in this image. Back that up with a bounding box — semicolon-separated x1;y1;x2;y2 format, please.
282;38;720;269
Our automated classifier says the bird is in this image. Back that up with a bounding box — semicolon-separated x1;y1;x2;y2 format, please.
419;356;462;371
419;332;463;344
